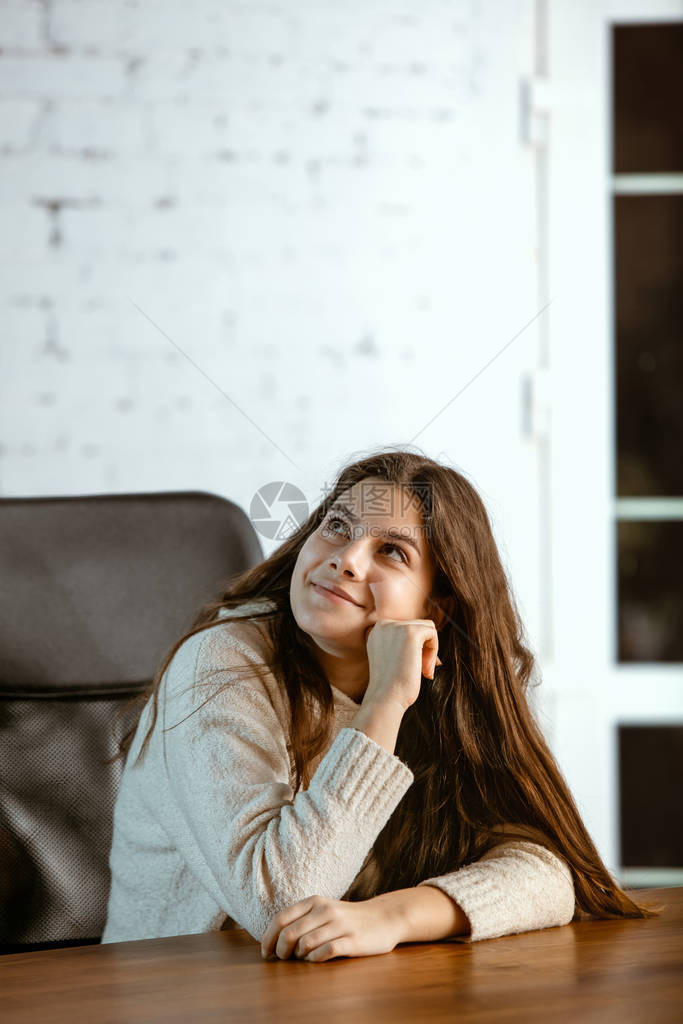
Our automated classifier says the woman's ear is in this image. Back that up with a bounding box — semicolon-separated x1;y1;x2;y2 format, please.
430;595;456;631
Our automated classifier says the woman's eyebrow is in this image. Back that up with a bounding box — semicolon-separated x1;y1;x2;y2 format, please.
329;502;422;557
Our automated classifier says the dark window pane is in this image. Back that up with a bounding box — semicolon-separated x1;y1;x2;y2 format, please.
619;725;683;867
613;23;683;173
618;520;683;661
615;195;683;497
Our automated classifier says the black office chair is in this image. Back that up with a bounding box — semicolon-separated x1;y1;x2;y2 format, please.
0;491;264;955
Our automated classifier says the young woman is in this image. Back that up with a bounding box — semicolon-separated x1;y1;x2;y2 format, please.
102;449;662;961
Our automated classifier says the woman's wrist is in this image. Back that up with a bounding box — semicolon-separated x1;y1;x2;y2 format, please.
373;885;471;944
349;699;406;756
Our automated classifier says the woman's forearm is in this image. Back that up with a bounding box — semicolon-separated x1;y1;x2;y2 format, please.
349;699;406;756
373;884;472;943
350;700;471;941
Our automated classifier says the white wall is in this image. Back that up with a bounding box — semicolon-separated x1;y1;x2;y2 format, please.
0;1;546;692
0;0;539;549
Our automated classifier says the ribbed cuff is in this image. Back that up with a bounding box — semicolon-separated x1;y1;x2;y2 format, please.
418;840;576;944
417;873;502;943
309;726;414;827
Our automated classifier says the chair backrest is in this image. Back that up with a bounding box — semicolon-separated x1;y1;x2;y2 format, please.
0;490;264;954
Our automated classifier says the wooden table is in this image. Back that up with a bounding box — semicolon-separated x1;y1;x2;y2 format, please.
1;887;681;1023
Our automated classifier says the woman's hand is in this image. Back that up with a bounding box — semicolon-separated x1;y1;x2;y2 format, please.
363;619;442;712
261;894;404;963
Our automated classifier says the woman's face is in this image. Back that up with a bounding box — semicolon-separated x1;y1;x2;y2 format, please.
290;478;443;663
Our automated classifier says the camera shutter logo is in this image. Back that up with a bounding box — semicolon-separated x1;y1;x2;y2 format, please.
250;481;309;540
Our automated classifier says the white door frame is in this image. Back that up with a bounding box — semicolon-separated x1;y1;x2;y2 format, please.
541;0;683;881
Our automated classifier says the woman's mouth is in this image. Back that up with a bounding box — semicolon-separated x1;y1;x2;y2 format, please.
311;583;360;606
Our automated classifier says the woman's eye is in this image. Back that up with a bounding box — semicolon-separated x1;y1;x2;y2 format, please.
325;516;407;564
327;516;348;535
383;543;408;564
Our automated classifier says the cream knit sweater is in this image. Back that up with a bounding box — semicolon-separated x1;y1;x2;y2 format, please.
101;602;576;947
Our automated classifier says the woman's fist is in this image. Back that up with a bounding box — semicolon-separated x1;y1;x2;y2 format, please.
363;618;441;712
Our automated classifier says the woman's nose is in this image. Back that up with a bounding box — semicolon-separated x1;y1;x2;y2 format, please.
330;558;358;577
330;547;366;577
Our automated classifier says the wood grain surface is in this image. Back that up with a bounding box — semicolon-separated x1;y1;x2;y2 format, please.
0;887;680;1023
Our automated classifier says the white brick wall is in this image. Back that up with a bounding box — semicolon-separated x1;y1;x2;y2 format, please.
0;0;540;625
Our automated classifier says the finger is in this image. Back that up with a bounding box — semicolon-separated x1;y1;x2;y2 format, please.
304;936;350;963
272;902;333;960
421;630;440;679
261;897;318;957
275;908;333;960
293;923;342;960
275;918;312;960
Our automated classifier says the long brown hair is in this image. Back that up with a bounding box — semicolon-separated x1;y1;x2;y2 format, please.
107;447;664;923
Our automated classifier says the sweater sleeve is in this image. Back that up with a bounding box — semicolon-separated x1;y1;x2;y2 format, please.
416;839;576;943
151;629;414;942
